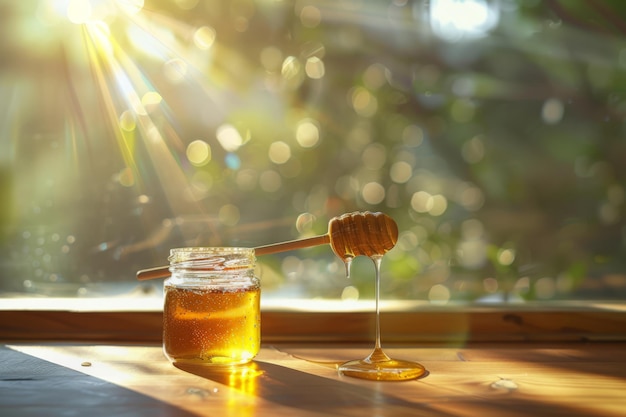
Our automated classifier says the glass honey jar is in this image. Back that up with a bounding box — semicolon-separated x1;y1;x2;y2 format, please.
163;247;260;366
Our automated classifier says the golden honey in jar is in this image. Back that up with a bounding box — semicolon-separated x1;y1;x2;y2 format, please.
163;247;260;366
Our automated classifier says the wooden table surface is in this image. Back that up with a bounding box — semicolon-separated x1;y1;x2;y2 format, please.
2;342;625;417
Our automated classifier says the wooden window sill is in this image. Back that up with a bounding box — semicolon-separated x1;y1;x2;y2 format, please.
2;298;625;343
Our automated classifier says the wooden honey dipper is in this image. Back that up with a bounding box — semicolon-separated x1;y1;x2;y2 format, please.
136;211;398;280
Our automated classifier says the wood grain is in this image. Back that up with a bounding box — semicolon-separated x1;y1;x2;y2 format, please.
2;342;625;417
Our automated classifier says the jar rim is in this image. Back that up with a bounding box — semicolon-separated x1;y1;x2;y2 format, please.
168;247;255;267
169;246;254;256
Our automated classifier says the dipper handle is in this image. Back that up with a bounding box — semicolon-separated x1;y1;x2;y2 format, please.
135;211;397;280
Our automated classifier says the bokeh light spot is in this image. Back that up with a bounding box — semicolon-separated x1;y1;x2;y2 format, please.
363;63;387;90
118;167;134;187
225;153;241;170
362;143;387;170
305;57;325;79
457;239;487;269
259;170;282;192
451;99;476;123
542;98;564;124
141;92;162;113
219;204;240;226
514;277;530;294
119;110;136;132
497;248;515;266
428;284;450;305
460;185;485;211
295;212;316;234
269;141;291;164
362;182;385;205
429;195;448;216
390;161;412;183
186;140;212;167
462;134;485;163
282;56;302;81
300;5;322;28
483;277;498;293
193;26;216;50
216;124;244;152
296;119;320;148
341;285;359;301
335;176;359;200
260;46;283;71
236;169;258;191
350;87;378;117
462;218;484;239
402;124;424;147
535;277;556;299
411;191;433;213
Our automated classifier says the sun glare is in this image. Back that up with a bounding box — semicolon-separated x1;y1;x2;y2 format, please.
429;0;499;41
33;0;252;217
45;0;143;25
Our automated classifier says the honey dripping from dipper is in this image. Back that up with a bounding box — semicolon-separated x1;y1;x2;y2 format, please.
331;212;426;381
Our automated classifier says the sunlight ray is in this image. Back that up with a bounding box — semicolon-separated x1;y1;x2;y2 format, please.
81;23;142;189
77;7;210;222
124;8;234;117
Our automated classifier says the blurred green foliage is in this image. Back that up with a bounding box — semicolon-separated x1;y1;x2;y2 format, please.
0;0;625;302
